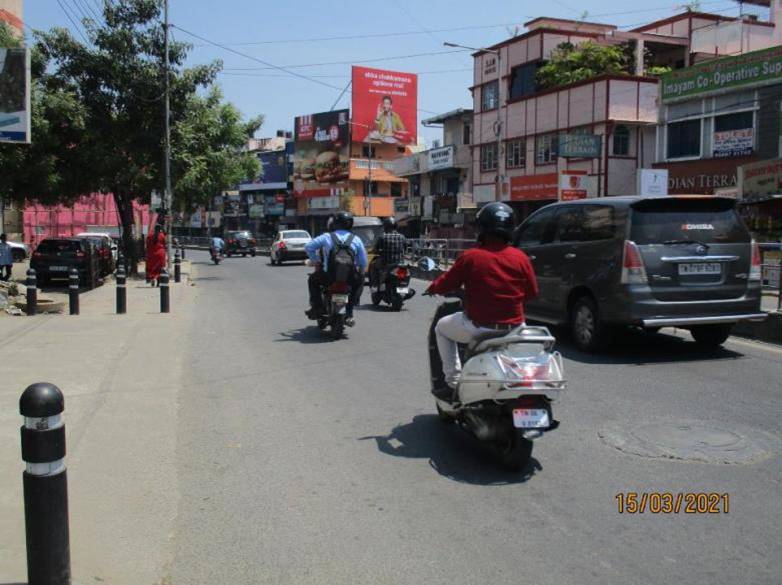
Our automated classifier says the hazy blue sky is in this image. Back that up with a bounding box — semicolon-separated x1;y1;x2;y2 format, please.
25;0;759;146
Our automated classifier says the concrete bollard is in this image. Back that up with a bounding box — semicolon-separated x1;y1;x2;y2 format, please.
160;269;170;313
68;269;79;316
174;249;181;284
26;269;37;316
19;382;71;585
116;266;127;315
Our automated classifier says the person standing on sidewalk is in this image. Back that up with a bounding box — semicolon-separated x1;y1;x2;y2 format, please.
146;225;167;286
0;234;13;281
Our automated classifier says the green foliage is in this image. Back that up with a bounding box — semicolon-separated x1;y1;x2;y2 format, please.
646;65;673;77
537;41;630;89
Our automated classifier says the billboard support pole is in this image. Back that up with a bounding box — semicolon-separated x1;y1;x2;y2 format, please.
163;0;173;267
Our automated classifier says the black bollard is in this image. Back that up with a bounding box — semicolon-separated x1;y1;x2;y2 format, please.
160;269;170;313
68;269;79;316
26;268;37;316
174;249;181;283
20;382;71;585
116;266;127;314
180;245;185;260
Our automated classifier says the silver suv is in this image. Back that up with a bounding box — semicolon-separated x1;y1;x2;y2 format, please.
515;196;765;351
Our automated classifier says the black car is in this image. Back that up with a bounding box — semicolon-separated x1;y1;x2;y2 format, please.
30;238;101;289
225;231;257;257
514;195;765;351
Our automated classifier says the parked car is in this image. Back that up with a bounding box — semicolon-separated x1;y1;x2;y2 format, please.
270;230;312;265
6;240;30;262
225;230;257;257
514;195;765;351
76;232;118;260
76;233;116;277
30;238;101;289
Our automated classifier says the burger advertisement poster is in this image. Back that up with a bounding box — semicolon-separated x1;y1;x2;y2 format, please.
293;109;350;196
351;66;417;145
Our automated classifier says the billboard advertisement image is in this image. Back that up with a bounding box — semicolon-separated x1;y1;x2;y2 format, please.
0;47;30;143
293;109;350;196
352;66;417;145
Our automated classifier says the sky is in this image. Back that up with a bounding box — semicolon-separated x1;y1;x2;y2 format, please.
24;0;764;147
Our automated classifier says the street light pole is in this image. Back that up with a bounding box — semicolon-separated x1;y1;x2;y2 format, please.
444;42;503;202
164;0;173;267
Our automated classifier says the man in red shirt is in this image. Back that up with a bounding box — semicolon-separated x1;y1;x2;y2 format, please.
426;202;539;397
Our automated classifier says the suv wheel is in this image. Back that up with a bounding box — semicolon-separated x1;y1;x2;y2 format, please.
571;296;609;352
690;324;732;348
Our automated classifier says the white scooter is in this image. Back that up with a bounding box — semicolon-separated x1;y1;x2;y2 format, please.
426;295;566;471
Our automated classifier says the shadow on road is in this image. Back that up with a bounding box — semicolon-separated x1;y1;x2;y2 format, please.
360;414;540;486
538;324;746;366
277;326;334;344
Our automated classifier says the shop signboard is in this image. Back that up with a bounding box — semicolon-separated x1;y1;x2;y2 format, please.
293;109;350;197
558;134;601;158
189;209;203;228
352;66;417;145
661;45;782;103
654;156;756;194
559;171;589;201
248;204;265;218
636;169;669;196
394;198;410;214
739;157;782;199
223;191;241;216
0;48;31;144
427;146;454;171
309;195;339;211
265;202;285;216
713;128;754;158
510;173;558;201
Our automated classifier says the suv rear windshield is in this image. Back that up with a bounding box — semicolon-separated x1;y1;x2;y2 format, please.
282;231;310;239
37;240;83;254
630;198;750;244
228;231;253;239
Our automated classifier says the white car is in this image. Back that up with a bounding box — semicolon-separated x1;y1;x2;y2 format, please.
76;232;119;260
6;240;30;262
270;230;312;265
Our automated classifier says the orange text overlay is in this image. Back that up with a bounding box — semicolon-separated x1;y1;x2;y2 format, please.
615;492;729;514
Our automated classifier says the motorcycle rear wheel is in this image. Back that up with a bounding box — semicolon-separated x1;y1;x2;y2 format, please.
330;315;345;339
495;430;533;472
371;292;382;306
391;298;403;312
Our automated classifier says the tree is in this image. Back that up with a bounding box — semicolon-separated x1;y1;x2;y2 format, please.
537;41;630;89
172;86;261;211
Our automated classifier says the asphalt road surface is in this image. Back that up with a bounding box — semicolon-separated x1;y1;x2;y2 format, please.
171;251;782;585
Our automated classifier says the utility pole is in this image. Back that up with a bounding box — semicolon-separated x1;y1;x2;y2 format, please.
163;0;173;267
366;142;372;217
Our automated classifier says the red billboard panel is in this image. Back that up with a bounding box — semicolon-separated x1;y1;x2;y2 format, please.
510;174;558;201
351;66;417;145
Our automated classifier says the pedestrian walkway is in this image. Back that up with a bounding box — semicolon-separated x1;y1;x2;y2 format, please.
0;261;196;584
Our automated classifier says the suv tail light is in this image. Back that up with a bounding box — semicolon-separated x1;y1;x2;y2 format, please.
749;240;762;282
621;240;648;285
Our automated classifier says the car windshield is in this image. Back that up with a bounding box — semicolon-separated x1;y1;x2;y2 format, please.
630;199;750;245
282;231;310;239
37;240;82;254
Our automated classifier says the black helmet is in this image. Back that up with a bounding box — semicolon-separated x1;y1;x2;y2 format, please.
382;216;396;233
475;202;515;242
331;210;354;231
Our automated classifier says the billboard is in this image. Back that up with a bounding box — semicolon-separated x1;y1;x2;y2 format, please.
0;47;30;143
352;66;417;145
240;149;289;191
293;109;350;197
510;174;558;201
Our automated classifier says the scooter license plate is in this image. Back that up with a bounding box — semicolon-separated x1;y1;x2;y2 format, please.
512;408;550;429
396;287;409;295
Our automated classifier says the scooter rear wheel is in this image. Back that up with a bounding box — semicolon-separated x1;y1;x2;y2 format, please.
495;430;533;472
436;403;452;423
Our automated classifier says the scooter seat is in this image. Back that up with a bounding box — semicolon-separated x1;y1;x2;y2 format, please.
466;327;524;357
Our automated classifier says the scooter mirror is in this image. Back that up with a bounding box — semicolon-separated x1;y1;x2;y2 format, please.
418;256;437;272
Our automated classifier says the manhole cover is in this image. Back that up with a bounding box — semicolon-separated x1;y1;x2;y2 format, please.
599;419;779;464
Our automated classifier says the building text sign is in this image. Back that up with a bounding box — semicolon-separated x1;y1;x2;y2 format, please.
661;45;782;103
427;146;454;171
558;134;601;158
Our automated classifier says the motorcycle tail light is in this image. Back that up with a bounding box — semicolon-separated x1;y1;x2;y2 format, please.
394;267;409;279
278;241;286;249
328;282;350;293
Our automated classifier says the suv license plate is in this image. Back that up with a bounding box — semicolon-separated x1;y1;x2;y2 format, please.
678;262;721;275
512;408;550;429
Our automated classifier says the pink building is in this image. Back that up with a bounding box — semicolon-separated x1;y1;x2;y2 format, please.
23;194;152;248
470;6;782;218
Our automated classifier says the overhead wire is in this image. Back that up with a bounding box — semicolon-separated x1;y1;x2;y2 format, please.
54;0;90;44
221;49;471;71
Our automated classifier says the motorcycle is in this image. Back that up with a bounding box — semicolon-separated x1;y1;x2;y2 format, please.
426;293;566;471
317;281;351;340
370;263;416;311
210;247;221;265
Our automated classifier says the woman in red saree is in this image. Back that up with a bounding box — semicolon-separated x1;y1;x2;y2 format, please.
146;225;167;286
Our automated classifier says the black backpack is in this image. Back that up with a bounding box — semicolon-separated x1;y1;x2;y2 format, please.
327;233;357;283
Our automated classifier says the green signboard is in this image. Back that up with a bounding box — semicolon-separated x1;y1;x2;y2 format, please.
558;134;602;158
661;45;782;103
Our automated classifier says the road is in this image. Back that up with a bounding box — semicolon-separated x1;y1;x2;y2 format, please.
170;251;782;585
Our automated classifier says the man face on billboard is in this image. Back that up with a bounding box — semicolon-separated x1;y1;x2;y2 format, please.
368;95;406;144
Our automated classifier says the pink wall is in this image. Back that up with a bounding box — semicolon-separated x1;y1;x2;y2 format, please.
23;193;152;248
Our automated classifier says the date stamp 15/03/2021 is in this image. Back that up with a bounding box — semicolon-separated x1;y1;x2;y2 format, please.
616;492;730;514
